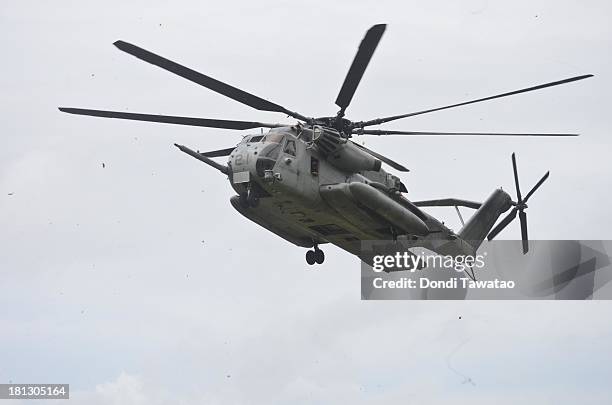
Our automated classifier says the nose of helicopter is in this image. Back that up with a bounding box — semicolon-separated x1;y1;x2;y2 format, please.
228;142;279;187
255;143;280;175
242;143;281;176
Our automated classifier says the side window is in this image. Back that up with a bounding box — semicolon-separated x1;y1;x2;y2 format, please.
283;139;296;156
310;156;319;176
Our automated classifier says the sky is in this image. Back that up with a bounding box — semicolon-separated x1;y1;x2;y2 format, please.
1;0;612;403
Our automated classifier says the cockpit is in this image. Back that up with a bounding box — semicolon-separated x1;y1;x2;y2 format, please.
249;131;299;177
261;133;285;143
242;133;285;144
247;135;264;143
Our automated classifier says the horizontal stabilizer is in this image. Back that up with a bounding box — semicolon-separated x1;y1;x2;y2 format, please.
414;198;482;209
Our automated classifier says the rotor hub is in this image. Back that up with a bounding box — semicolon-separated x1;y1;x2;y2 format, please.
314;116;354;135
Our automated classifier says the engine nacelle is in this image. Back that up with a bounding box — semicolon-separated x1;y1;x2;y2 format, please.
329;142;382;172
312;126;381;172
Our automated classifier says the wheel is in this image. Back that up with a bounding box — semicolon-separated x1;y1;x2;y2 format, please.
314;249;325;264
305;250;316;265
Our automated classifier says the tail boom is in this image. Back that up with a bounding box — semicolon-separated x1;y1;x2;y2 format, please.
458;189;512;250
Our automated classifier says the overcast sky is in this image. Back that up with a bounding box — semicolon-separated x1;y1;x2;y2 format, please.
2;0;612;403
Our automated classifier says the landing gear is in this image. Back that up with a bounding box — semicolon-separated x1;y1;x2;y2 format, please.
247;190;259;208
306;250;316;265
314;249;324;264
305;246;325;265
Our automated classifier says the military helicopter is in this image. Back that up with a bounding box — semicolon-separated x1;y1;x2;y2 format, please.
59;24;592;265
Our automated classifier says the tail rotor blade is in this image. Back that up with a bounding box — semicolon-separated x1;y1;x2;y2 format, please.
335;24;386;114
523;171;550;203
488;153;547;254
487;207;518;241
519;211;529;253
512;153;522;202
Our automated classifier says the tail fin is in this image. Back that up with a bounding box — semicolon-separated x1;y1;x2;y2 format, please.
459;189;512;250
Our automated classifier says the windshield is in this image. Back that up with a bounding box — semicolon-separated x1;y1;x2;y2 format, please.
262;133;284;143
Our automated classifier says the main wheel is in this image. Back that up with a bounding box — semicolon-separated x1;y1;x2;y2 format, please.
314;249;325;264
305;250;316;265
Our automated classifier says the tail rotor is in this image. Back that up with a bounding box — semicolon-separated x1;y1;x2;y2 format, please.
487;153;550;254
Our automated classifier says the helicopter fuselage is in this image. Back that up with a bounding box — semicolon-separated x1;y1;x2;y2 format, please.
225;125;472;259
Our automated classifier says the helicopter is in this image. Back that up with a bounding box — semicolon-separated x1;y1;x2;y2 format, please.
59;24;592;266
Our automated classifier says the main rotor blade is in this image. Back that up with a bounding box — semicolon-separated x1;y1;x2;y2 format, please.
201;147;235;157
335;24;386;114
487;207;518;241
523;171;550;203
512;152;522;202
354;129;578;136
519;210;529;254
359;74;593;127
58;107;283;130
113;40;310;122
351;141;409;172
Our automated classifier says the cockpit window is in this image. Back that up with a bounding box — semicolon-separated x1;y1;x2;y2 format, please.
248;135;264;143
261;143;281;160
283;140;296;156
262;133;285;143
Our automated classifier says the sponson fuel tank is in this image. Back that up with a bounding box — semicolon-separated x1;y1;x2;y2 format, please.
321;182;429;236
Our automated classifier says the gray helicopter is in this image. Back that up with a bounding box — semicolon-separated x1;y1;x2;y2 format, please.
59;24;592;265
